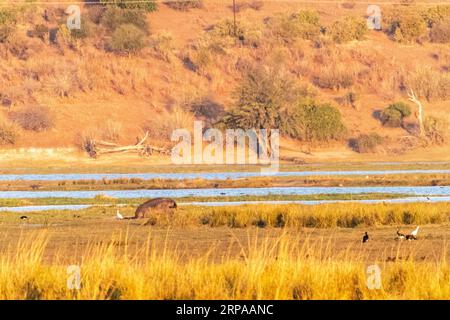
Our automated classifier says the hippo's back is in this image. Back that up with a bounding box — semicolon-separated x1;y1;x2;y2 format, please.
135;198;177;218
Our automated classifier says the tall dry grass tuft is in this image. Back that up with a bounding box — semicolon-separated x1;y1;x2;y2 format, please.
0;231;448;299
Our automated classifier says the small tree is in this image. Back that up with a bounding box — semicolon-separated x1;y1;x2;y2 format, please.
286;100;347;142
380;102;412;127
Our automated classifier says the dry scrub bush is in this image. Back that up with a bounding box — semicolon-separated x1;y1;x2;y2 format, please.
164;0;203;11
0;118;18;145
101;120;123;142
101;6;149;33
142;107;195;143
9;106;53;132
328;16;367;43
406;67;450;101
268;10;321;43
386;9;428;43
423;116;448;145
109;24;146;53
150;31;175;62
350;133;384;153
430;20;450;43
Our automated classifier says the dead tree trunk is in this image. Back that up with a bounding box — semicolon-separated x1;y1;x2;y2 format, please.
408;89;425;137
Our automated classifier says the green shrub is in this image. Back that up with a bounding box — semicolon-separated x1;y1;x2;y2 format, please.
350;133;384;153
329;16;367;43
388;10;428;43
164;0;203;11
380;102;411;127
430;20;450;43
273;10;321;42
9;106;54;132
286;100;347;142
100;0;157;12
101;7;149;33
109;24;146;53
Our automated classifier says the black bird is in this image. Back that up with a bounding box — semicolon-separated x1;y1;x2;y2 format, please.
20;216;28;220
362;232;369;243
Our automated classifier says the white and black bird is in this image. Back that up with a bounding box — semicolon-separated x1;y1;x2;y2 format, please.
362;232;369;243
116;210;124;220
20;215;28;220
406;226;420;240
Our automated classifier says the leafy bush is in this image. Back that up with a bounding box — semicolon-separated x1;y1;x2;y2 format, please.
109;24;146;53
272;10;321;42
164;0;203;11
430;20;450;43
0;119;18;145
9;106;54;132
286;100;347;142
380;102;411;127
100;0;157;12
350;133;384;153
329;16;367;43
388;10;428;43
101;7;149;33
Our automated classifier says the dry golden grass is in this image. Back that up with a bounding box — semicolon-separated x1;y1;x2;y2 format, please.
0;230;448;300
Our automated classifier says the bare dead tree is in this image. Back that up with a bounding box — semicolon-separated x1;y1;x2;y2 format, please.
84;131;170;158
408;89;425;136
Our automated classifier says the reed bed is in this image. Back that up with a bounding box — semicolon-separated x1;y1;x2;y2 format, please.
0;231;448;300
137;202;450;229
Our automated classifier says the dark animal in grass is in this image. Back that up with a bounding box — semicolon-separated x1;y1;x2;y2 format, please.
20;216;28;220
362;232;369;243
396;228;406;240
116;198;177;224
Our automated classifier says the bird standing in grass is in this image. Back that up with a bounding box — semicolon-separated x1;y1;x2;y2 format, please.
362;232;369;243
406;226;420;240
116;210;124;220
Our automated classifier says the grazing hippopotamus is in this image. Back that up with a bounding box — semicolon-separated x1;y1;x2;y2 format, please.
134;198;177;219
